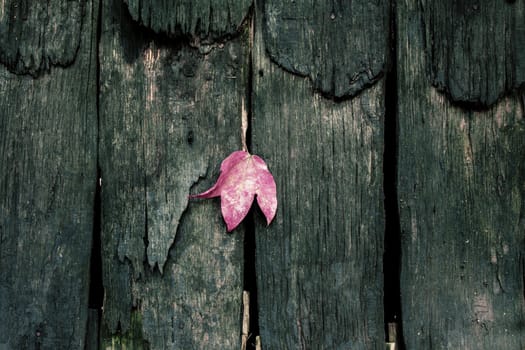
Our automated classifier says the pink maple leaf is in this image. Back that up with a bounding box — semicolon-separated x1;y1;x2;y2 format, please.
190;150;277;232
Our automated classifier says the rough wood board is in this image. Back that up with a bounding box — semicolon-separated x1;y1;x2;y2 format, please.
422;0;525;106
398;1;525;348
263;0;389;99
0;0;85;76
252;5;386;348
123;0;251;42
0;0;98;348
99;1;247;348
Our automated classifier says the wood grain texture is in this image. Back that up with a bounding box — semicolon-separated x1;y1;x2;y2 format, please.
422;0;525;106
252;4;386;348
123;0;251;42
99;1;248;348
0;0;85;76
263;0;389;99
0;0;98;348
398;1;525;348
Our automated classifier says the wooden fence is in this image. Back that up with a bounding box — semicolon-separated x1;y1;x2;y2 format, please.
1;0;524;349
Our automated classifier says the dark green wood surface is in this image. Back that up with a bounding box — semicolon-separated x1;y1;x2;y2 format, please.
0;0;86;76
262;0;389;98
422;0;525;106
253;2;387;348
398;1;525;348
99;1;248;347
1;0;524;349
0;0;98;348
124;0;251;42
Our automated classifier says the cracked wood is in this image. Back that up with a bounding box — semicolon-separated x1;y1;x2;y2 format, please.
252;2;386;348
398;1;525;348
0;0;98;348
123;0;252;42
0;0;85;76
263;0;389;99
99;0;247;347
422;0;525;106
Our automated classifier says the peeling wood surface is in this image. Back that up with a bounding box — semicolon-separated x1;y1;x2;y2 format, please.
124;0;252;42
0;0;85;76
263;0;389;99
99;0;247;348
398;1;525;348
422;0;525;106
252;3;386;348
0;0;98;348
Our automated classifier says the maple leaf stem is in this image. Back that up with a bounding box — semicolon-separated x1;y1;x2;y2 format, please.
241;97;249;152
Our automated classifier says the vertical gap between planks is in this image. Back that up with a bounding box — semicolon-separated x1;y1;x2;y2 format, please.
86;0;104;348
242;209;259;350
87;166;103;349
242;6;260;350
383;0;405;348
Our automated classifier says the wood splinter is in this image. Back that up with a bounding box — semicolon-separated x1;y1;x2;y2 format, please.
241;291;250;350
386;322;398;350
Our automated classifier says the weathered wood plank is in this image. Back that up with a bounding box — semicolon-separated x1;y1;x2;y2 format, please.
422;0;525;106
0;0;85;76
398;1;525;348
262;0;389;98
99;1;248;348
123;0;251;42
253;3;386;348
0;0;98;348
